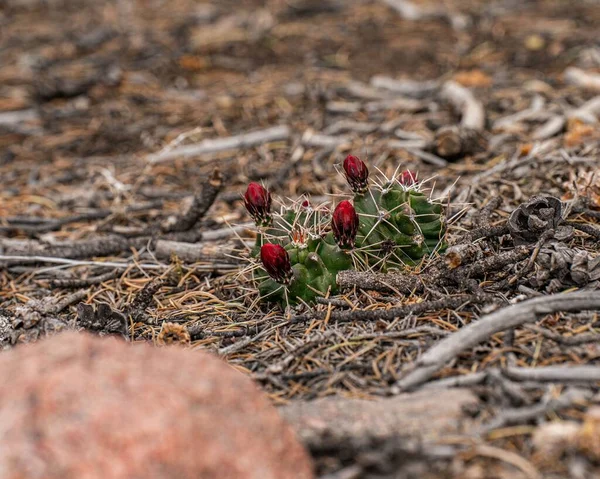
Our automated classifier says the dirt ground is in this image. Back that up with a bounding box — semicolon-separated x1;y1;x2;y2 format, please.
2;0;600;477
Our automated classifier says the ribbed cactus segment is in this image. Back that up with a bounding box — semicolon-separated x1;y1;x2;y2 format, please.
257;232;352;305
245;156;446;307
353;181;445;268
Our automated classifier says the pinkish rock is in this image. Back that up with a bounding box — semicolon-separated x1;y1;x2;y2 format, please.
0;332;313;479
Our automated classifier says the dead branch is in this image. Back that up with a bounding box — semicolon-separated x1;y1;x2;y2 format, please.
0;109;39;125
425;363;600;390
1;170;223;264
396;291;600;391
433;125;487;159
0;256;165;270
381;0;469;29
479;388;592;434
0;236;149;262
154;239;241;267
524;324;600;346
449;224;509;246
43;290;89;315
567;96;600;123
337;245;530;294
0;201;163;236
336;269;421;294
504;365;600;383
492;95;546;130
451;245;532;280
365;97;424;112
403;147;448;167
475;196;503;228
147;125;291;163
445;244;482;269
49;270;120;289
280;388;478;449
532;115;566;140
564;67;600;92
300;130;350;148
161;168;223;233
202;223;253;241
289;295;485;324
566;221;600;240
127;277;163;322
323;120;378;135
370;75;439;98
441;81;485;131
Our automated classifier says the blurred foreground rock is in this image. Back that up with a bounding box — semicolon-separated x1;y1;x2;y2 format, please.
0;332;313;479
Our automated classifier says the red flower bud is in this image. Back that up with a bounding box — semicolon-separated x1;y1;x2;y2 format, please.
398;170;417;186
244;183;271;226
343;155;369;194
332;200;359;249
260;244;293;284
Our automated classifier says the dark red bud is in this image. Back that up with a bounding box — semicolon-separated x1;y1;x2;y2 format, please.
398;170;417;186
260;243;293;284
343;155;369;194
332;200;359;249
244;182;272;226
301;199;310;208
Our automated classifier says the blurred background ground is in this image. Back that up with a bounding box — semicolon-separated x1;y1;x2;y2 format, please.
2;0;600;477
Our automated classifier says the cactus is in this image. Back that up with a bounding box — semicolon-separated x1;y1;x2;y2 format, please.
244;155;446;306
344;156;445;270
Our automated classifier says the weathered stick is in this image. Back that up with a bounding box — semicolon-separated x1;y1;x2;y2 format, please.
1;170;223;263
504;365;600;383
403;147;448;167
161;168;223;233
380;0;469;29
370;75;439;98
492;95;546;131
50;270;121;289
289;295;481;324
0;109;39;125
531;115;565;140
336;269;422;294
154;240;241;268
0;201;164;235
396;291;600;391
0;255;166;270
300;131;350;148
336;245;530;294
441;81;485;131
425;365;600;390
479;388;592;434
567;96;600;123
433;126;486;159
147;125;290;163
564;67;600;92
280;388;478;449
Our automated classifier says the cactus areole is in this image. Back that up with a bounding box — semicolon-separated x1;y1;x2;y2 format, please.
245;155;446;306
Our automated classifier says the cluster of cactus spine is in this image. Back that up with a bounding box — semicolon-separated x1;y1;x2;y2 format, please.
244;155;446;306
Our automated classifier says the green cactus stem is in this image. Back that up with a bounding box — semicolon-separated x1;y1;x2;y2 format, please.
245;155;446;307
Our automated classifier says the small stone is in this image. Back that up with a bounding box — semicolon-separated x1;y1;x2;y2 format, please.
0;332;313;479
